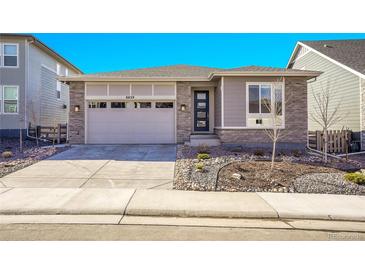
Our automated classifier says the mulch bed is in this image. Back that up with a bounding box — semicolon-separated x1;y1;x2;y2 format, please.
0;139;69;178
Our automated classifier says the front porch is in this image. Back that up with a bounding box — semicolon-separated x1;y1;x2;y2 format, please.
176;81;220;146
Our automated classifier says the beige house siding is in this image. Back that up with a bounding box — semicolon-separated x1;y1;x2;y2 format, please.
221;76;283;127
28;43;78;127
223;77;246;127
291;49;360;132
361;78;365;149
215;79;222;127
216;77;308;149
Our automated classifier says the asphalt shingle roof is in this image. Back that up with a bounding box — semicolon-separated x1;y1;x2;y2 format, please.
82;64;316;78
88;65;222;78
301;39;365;75
222;65;312;73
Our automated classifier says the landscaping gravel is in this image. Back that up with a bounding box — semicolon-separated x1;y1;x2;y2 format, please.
0;139;69;178
294;173;365;195
173;145;365;195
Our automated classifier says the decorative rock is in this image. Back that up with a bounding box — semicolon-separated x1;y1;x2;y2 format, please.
231;173;242;180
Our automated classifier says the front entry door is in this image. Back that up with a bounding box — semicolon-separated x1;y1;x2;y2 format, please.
194;91;209;132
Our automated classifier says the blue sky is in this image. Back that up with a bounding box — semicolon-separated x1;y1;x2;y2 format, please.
34;33;365;74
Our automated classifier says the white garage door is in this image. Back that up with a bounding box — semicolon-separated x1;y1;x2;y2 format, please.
86;101;175;144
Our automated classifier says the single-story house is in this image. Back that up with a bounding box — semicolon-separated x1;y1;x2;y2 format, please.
60;65;320;149
287;39;365;150
0;33;82;138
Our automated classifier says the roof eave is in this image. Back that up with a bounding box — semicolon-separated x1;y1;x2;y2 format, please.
59;76;212;82
1;33;83;74
209;71;322;79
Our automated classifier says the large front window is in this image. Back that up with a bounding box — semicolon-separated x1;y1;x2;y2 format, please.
247;83;284;127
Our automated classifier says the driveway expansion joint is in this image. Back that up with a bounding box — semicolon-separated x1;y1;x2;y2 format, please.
79;160;112;188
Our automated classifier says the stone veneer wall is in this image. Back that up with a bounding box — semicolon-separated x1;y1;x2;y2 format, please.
68;81;85;144
215;77;308;149
176;82;193;143
361;78;365;150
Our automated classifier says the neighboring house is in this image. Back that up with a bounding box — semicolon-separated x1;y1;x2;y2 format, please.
61;65;319;149
0;33;82;138
287;39;365;150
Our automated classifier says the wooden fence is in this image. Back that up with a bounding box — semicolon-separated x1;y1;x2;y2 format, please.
308;130;351;154
28;123;67;144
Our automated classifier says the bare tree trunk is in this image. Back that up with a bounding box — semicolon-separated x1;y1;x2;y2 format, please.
271;139;276;171
323;129;328;163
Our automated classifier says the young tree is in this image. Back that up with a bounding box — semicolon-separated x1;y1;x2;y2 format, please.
310;81;344;163
263;80;290;171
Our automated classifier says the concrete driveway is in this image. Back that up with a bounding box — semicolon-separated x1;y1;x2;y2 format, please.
0;145;176;189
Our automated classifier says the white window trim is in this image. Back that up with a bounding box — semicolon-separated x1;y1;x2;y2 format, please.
2;43;19;68
56;63;61;75
2;85;19;114
246;82;285;129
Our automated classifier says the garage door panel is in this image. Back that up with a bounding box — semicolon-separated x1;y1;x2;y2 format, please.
87;107;175;144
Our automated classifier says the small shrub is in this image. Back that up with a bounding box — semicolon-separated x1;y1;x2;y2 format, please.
197;153;210;160
253;149;264;157
344;172;365;185
291;149;302;157
195;162;204;171
2;151;13;159
197;145;210;154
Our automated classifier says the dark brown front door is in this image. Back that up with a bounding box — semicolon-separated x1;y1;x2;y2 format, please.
194;91;209;132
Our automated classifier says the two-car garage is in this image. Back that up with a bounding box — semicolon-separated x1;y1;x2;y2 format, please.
85;82;176;144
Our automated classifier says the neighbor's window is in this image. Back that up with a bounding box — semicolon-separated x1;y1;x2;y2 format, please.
88;101;107;108
134;102;151;108
155;102;173;108
3;44;18;67
111;102;126;108
3;86;19;113
56;90;61;99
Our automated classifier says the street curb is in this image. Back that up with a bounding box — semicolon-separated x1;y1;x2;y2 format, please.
0;188;365;222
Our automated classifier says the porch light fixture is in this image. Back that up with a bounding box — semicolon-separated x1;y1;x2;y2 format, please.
74;105;80;112
180;104;187;111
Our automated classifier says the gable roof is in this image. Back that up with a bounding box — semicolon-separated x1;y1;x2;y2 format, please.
61;64;320;82
287;39;365;78
0;33;83;74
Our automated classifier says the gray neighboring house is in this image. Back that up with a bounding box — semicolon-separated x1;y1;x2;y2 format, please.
0;33;82;138
61;65;320;149
287;39;365;150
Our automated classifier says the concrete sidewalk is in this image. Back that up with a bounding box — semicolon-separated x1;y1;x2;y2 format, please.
1;188;365;222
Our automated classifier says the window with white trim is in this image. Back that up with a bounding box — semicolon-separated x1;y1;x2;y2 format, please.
247;83;284;127
2;44;18;67
3;86;19;113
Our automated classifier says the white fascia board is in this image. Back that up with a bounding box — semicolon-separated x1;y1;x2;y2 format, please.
293;42;365;80
286;42;301;68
